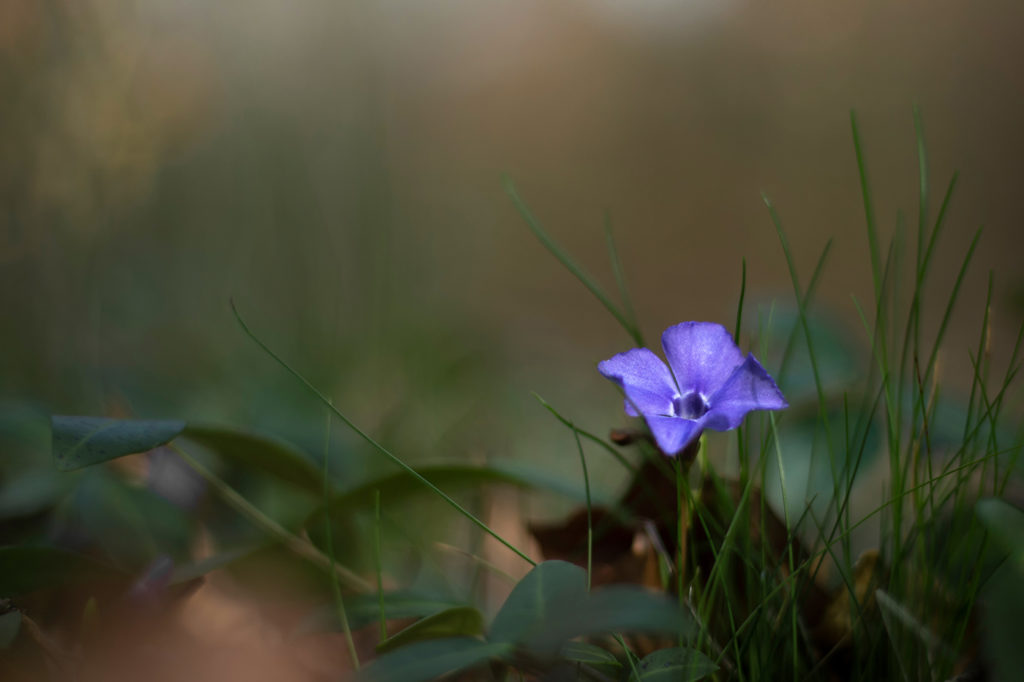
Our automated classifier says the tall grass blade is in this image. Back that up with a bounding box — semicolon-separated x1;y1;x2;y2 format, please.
605;213;644;347
504;177;642;346
230;299;536;567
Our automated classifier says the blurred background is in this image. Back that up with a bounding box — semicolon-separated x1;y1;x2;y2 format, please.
3;1;1024;678
3;0;1024;539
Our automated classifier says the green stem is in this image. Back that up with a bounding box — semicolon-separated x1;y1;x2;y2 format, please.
230;300;536;567
572;427;593;592
170;443;372;593
375;488;387;642
322;407;359;669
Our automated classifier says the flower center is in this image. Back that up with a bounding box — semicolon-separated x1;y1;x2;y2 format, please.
673;392;709;419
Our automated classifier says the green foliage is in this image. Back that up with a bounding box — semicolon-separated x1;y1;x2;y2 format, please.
70;469;194;569
376;606;484;654
0;547;119;597
0;611;22;649
358;638;512;682
1;113;1020;682
488;560;589;647
51;416;185;471
182;424;325;494
628;647;718;682
362;560;698;680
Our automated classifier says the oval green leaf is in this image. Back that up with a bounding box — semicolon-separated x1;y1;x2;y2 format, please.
51;416;185;471
561;640;621;667
488;560;588;645
181;424;324;494
377;606;484;654
0;610;21;649
629;647;718;682
527;585;698;657
976;498;1024;567
358;637;511;682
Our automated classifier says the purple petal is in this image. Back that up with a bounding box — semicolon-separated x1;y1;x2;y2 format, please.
702;354;788;431
598;348;678;417
645;416;703;455
662;322;745;396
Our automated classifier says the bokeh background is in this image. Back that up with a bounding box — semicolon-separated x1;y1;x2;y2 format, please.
3;0;1024;504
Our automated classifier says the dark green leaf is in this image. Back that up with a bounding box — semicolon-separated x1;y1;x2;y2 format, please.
300;590;470;635
51;416;185;471
358;637;511;682
488;560;588;645
0;470;71;519
629;647;717;682
316;460;595;517
560;640;621;667
976;498;1024;566
377;606;484;654
0;610;21;649
0;546;120;596
305;462;600;555
72;469;193;569
182;424;323;494
980;563;1024;682
528;586;698;657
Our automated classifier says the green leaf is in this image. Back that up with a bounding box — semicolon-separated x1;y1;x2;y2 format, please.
181;424;323;494
305;461;600;553
377;606;484;654
0;470;72;519
628;647;717;682
358;637;511;682
980;564;1024;682
0;610;21;649
0;546;119;596
489;562;696;659
51;416;185;471
300;591;470;635
488;560;588;645
560;640;621;667
319;460;595;515
976;498;1024;568
528;586;698;657
72;469;193;569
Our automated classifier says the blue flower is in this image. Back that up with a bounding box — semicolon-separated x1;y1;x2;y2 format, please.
598;321;788;455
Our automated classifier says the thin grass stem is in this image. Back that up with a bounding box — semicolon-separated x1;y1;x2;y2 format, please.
230;299;536;567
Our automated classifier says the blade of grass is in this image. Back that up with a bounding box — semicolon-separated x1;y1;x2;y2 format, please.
572;428;593;592
169;443;373;592
923;228;983;385
532;393;637;475
851;111;882;296
764;194;837;497
604;213;644;347
322;407;359;668
230;299;536;567
375;489;386;642
734;257;747;343
504;177;642;346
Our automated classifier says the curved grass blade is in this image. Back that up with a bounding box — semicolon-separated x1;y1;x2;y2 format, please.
504;177;642;346
230;300;536;567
